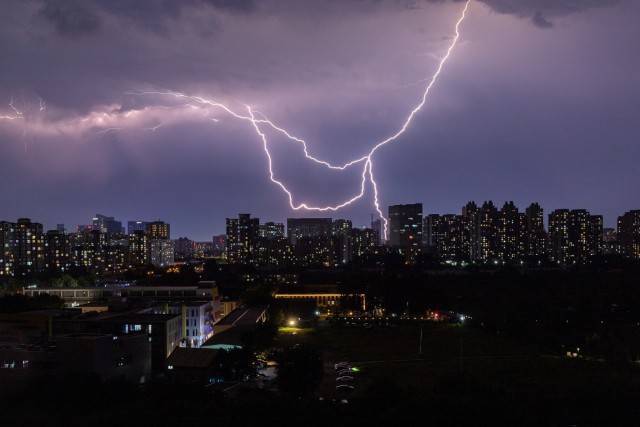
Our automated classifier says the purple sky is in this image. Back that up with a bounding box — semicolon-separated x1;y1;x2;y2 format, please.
0;0;638;240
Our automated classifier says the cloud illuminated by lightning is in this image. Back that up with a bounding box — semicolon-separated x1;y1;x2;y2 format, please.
0;1;471;241
0;98;24;121
133;0;471;239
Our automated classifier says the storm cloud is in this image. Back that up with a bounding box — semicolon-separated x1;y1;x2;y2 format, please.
0;0;637;239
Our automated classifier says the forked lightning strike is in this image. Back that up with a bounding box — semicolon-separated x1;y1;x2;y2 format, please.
132;0;470;238
159;0;468;238
2;1;471;240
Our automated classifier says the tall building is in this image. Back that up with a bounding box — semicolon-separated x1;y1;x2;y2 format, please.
45;230;70;272
461;201;479;261
146;221;170;240
497;201;524;262
332;219;353;264
601;228;619;255
371;217;383;246
174;237;195;261
128;221;149;235
476;201;499;263
438;215;463;262
259;222;285;239
69;230;107;272
149;239;175;267
524;203;547;261
617;210;640;259
14;218;45;276
226;214;259;265
92;214;124;235
548;209;570;265
128;230;148;267
105;235;129;273
287;218;334;266
549;209;603;265
0;221;15;277
423;214;464;261
255;236;295;267
388;204;423;262
287;218;333;245
351;228;378;259
423;214;441;249
212;235;226;257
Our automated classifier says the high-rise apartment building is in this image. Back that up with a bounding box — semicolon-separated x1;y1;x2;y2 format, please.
45;230;70;272
149;239;175;267
226;214;259;264
617;210;640;259
461;201;479;261
524;203;547;261
287;218;334;266
0;221;15;276
476;201;499;263
332;219;353;264
549;209;603;265
497;201;525;262
146;221;170;240
388;203;423;262
259;222;285;239
128;221;149;235
92;214;124;235
14;218;45;276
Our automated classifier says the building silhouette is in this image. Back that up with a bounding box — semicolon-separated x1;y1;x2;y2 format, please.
388;203;423;262
226;214;259;265
617;210;640;259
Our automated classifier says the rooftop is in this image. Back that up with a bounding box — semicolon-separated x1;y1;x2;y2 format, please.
167;347;219;369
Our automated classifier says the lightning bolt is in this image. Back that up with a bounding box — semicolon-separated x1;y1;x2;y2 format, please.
144;123;164;132
0;97;24;121
129;0;470;240
0;1;469;241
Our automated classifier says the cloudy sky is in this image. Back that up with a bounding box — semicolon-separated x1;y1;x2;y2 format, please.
0;0;638;240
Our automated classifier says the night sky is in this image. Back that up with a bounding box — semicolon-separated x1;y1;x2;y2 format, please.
1;0;638;240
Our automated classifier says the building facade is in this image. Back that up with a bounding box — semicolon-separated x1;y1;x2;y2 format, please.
388;204;423;262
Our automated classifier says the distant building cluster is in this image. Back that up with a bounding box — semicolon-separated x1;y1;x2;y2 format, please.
402;202;639;265
0;215;174;277
222;205;639;267
1;206;639;276
225;214;381;267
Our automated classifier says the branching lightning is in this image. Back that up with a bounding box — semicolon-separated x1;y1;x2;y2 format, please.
137;0;470;239
1;1;471;240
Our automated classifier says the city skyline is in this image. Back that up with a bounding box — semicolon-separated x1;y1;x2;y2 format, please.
1;0;638;241
0;198;631;242
2;2;640;419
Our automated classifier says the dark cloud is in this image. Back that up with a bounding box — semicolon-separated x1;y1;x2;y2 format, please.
1;0;637;239
202;0;256;13
476;0;620;27
39;0;101;36
532;11;552;28
424;0;620;28
38;0;256;37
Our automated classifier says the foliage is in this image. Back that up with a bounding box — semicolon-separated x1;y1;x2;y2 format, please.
51;274;78;288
